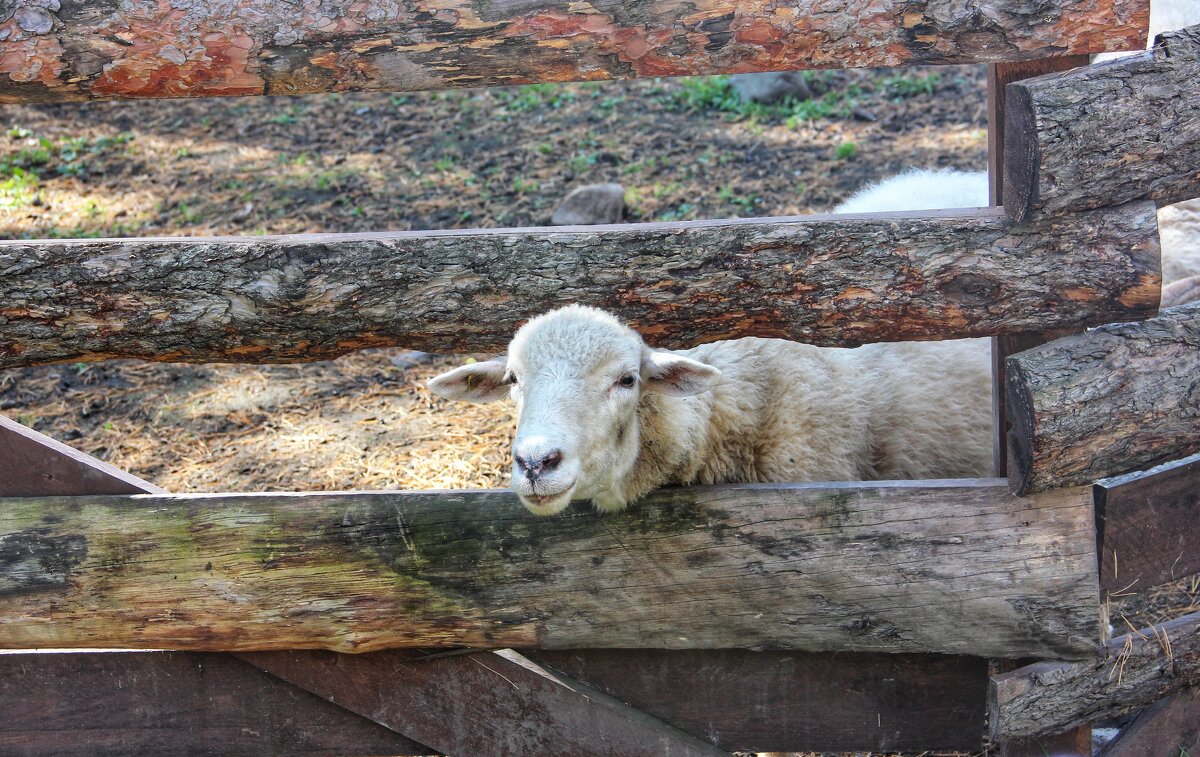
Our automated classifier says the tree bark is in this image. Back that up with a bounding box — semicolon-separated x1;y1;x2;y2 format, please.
1006;301;1200;495
990;612;1200;741
0;204;1161;367
0;481;1102;658
0;0;1150;103
1004;24;1200;222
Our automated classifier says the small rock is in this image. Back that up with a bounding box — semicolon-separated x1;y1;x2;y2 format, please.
551;183;625;226
390;351;435;369
14;7;54;35
730;72;814;104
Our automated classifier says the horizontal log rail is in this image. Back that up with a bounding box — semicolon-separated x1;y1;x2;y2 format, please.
0;0;1149;103
0;204;1160;367
1006;301;1200;495
1095;452;1200;594
1004;23;1200;222
0;481;1101;658
990;611;1200;741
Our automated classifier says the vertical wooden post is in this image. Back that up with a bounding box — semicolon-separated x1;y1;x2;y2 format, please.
988;56;1094;757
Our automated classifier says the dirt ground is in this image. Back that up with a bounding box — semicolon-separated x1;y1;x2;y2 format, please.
0;64;988;494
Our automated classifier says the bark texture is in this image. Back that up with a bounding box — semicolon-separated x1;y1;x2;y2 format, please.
1004;24;1200;222
1006;301;1200;495
1095;452;1200;594
0;0;1149;103
0;481;1101;658
990;612;1200;740
0;204;1161;367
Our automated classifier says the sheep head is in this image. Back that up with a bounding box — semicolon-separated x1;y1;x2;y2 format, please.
428;305;720;515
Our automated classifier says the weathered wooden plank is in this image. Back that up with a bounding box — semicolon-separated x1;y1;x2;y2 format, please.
1098;687;1200;757
990;611;1200;741
1004;24;1200;222
1095;452;1200;594
0;415;163;497
1007;301;1200;495
0;481;1102;657
243;649;726;756
527;648;986;752
0;0;1149;104
0;651;432;756
0;204;1161;367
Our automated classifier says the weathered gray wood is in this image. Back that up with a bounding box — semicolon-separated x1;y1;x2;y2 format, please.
0;651;434;756
0;481;1102;657
1098;687;1200;757
1095;452;1200;593
1004;24;1200;222
1006;301;1200;495
527;648;987;752
243;649;726;757
990;612;1200;741
0;204;1161;366
0;415;164;497
0;0;1150;103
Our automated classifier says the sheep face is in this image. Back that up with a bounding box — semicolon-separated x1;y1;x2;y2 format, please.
428;306;720;516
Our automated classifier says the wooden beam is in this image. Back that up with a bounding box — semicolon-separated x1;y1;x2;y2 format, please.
0;0;1150;104
990;611;1200;741
527;648;987;752
0;481;1102;658
0;415;163;497
1004;23;1200;223
0;204;1161;367
243;649;726;756
0;651;432;756
1098;687;1200;757
1096;453;1200;595
1007;301;1200;495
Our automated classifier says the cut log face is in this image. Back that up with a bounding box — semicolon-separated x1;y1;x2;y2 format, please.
1004;24;1200;222
0;1;1150;103
990;612;1200;741
0;481;1102;658
1006;301;1200;495
0;204;1161;367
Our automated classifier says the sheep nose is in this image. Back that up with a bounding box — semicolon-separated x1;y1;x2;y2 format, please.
515;449;564;480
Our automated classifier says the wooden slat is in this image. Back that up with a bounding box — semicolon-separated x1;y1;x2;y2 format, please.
0;415;163;497
0;204;1161;367
1007;301;1200;495
990;611;1200;741
0;0;1149;103
1098;687;1200;757
1004;23;1200;222
0;651;431;756
242;649;726;756
527;648;986;752
0;481;1102;658
1095;453;1200;594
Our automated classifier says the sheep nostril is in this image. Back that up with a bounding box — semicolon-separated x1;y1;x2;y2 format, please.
542;450;563;472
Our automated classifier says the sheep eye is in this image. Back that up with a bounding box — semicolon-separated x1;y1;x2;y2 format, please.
504;373;518;385
616;374;637;388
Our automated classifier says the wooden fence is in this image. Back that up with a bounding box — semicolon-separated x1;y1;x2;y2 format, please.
3;0;1200;753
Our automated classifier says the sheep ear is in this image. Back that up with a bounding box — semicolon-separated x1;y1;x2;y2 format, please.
427;359;510;402
642;351;721;397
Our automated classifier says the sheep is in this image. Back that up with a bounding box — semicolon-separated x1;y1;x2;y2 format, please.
429;307;992;515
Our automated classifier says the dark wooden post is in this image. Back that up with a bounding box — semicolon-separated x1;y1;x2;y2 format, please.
987;55;1093;757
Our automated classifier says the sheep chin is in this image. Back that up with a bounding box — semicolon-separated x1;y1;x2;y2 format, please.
518;485;577;517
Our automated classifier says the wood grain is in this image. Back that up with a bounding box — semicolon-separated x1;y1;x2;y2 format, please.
1004;23;1200;222
528;648;987;752
243;649;726;756
1096;452;1200;594
0;651;432;756
990;612;1200;741
1006;301;1200;495
0;204;1161;367
0;481;1102;658
0;0;1149;103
